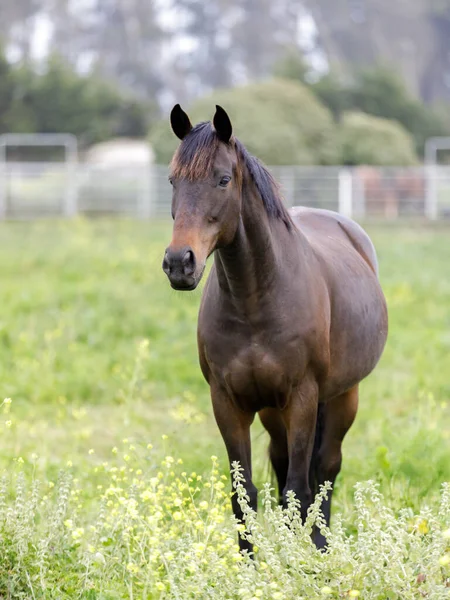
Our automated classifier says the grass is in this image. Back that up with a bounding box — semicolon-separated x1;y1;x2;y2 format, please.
0;219;449;598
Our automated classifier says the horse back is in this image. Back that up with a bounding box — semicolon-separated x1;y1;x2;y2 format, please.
289;207;379;277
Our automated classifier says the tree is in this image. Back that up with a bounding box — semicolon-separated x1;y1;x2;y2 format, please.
32;0;166;101
349;67;447;153
300;0;450;103
0;0;41;60
310;72;352;120
0;50;152;145
171;0;305;102
228;0;304;81
150;79;338;165
310;66;449;155
273;46;309;83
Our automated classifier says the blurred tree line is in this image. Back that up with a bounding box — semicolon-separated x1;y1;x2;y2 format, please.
0;0;449;164
301;0;450;104
2;0;449;105
0;51;155;145
150;78;418;166
277;55;449;156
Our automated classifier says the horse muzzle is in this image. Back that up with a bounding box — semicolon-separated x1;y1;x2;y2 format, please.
162;246;201;291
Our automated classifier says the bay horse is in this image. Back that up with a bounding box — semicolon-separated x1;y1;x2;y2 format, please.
162;105;388;552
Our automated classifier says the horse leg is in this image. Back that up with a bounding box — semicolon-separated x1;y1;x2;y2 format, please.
313;385;359;549
211;385;256;554
307;402;324;505
259;408;288;504
282;379;318;525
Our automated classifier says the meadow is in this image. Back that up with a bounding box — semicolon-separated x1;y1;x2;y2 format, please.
0;219;449;599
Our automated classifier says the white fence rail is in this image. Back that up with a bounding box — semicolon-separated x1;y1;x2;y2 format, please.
1;163;450;220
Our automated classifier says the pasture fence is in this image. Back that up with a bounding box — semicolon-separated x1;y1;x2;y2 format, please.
1;162;450;221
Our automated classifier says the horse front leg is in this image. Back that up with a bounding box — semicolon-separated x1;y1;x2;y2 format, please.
259;408;288;505
210;383;256;554
282;378;319;528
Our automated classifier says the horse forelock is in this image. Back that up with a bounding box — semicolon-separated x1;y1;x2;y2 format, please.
170;122;220;181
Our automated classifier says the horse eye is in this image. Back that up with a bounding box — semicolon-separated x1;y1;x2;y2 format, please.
168;177;174;186
219;176;231;187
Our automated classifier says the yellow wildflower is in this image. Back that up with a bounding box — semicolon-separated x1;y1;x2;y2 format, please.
72;528;84;540
126;562;139;574
417;519;429;535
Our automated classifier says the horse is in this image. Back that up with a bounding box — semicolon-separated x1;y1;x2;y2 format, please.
355;166;426;219
162;104;388;552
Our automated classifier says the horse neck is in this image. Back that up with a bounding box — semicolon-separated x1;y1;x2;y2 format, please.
214;178;292;306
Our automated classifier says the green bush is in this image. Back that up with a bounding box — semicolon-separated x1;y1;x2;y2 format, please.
150;79;338;166
0;51;154;146
339;112;418;166
311;66;450;156
311;72;353;120
349;67;448;155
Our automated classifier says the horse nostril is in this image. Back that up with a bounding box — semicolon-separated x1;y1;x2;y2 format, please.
162;252;171;275
182;250;196;276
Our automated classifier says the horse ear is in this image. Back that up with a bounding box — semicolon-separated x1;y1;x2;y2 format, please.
213;105;232;143
170;104;192;140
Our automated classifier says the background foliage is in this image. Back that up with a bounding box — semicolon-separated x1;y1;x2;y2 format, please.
1;1;450;163
150;78;420;166
339;112;418;167
150;79;337;166
0;52;154;146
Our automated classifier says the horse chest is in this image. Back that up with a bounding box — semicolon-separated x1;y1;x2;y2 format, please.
204;335;304;411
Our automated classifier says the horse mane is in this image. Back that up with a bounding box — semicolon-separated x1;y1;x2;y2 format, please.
171;121;293;230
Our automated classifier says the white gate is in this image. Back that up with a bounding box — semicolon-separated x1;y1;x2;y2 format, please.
0;133;78;219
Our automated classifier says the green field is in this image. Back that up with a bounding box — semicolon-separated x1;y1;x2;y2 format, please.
0;220;449;598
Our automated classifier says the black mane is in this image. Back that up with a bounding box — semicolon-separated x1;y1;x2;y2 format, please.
234;138;293;230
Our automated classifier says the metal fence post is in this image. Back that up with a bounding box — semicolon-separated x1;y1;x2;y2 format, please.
425;165;438;220
338;168;353;217
64;136;79;217
424;136;450;220
0;141;6;220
